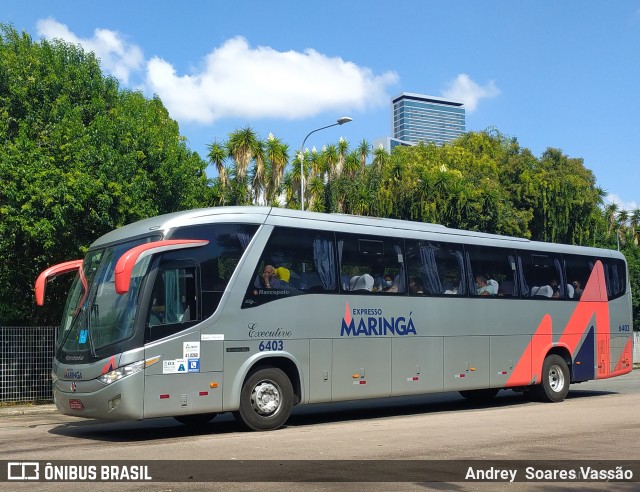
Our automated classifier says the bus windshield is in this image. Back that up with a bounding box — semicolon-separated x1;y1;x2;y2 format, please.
57;236;158;357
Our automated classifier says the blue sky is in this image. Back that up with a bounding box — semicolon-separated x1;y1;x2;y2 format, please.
3;1;640;210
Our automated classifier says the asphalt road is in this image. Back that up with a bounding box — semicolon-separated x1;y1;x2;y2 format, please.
1;370;639;491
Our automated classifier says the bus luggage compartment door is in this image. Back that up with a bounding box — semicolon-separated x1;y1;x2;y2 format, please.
443;336;490;391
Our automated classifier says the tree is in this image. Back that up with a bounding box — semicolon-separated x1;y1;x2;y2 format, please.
0;25;208;325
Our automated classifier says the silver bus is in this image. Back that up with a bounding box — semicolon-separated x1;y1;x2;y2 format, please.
36;206;633;430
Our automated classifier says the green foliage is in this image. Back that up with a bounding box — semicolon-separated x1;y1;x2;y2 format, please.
0;25;208;325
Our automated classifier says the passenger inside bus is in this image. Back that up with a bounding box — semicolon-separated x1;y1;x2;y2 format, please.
379;273;399;293
409;276;425;295
475;275;495;296
572;280;583;298
550;278;560;298
350;274;374;293
261;264;289;289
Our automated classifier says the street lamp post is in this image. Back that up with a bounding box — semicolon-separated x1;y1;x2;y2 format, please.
299;116;352;211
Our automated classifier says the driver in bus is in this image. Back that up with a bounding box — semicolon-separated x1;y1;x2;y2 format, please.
261;264;288;289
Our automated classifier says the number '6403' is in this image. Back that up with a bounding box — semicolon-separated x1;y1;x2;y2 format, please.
619;324;630;332
259;340;284;351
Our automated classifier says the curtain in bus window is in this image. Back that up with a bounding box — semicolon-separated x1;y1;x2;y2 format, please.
453;250;466;295
313;237;336;290
394;244;406;292
164;270;179;323
604;262;620;297
419;245;442;295
554;258;565;298
506;255;518;296
237;233;252;250
517;256;530;296
337;240;348;290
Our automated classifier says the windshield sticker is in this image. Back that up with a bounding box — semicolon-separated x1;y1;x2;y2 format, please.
340;302;417;337
78;329;88;344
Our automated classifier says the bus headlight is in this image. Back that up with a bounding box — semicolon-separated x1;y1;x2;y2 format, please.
98;360;144;385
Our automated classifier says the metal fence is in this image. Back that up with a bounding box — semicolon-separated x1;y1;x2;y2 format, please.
0;326;56;403
1;326;640;404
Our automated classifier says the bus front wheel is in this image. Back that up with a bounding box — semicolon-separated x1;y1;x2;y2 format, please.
531;354;570;402
235;367;293;431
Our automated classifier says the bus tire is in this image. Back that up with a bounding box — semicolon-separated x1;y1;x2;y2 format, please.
173;413;217;426
459;388;499;401
235;367;293;431
532;354;570;402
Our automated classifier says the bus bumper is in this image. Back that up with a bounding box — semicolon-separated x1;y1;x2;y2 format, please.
53;370;144;420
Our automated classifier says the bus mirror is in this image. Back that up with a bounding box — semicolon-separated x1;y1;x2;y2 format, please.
114;240;209;295
34;259;83;306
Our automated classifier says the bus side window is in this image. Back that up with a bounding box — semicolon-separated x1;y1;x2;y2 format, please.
466;245;519;298
600;257;627;300
405;240;465;296
337;233;405;295
518;251;564;299
242;227;337;308
146;265;199;341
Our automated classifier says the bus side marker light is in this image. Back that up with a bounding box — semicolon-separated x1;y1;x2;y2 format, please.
199;391;208;396
406;377;419;381
352;374;359;379
455;374;466;378
353;380;367;385
575;361;581;365
210;382;218;388
498;371;508;375
470;367;476;372
160;394;170;399
145;356;161;367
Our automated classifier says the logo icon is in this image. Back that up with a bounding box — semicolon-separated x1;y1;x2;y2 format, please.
7;462;40;480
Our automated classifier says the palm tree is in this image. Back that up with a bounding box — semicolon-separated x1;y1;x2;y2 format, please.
630;209;640;245
357;138;371;172
251;139;266;205
323;144;339;181
265;134;289;205
372;144;389;172
604;203;619;237
343;151;360;179
227;127;258;181
616;209;630;246
336;137;349;178
207;141;228;188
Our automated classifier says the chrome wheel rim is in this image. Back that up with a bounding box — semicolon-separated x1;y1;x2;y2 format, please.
250;380;281;416
548;363;565;393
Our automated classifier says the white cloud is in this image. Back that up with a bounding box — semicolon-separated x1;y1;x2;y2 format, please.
605;193;639;212
34;22;398;125
36;18;143;85
146;36;399;124
441;73;500;112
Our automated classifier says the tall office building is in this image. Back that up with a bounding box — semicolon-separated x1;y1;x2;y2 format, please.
389;92;465;149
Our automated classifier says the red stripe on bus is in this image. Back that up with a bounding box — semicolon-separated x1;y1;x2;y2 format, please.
507;260;626;388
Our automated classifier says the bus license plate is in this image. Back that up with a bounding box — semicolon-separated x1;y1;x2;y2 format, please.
69;399;84;410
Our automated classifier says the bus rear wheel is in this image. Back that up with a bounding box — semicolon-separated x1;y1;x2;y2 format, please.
173;413;217;426
531;354;570;402
234;367;293;431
